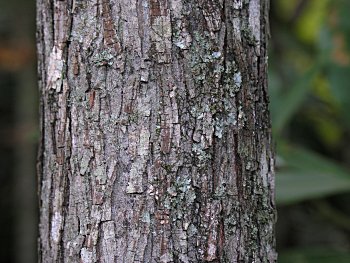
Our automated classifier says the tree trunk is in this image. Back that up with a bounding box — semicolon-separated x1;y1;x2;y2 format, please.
37;0;276;262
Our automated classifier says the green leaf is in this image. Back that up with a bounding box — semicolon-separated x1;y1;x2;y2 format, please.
276;171;350;205
276;143;350;205
328;64;350;126
272;63;320;135
278;143;350;177
279;248;350;263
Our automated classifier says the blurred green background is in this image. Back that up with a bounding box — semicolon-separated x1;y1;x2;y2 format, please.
1;0;350;262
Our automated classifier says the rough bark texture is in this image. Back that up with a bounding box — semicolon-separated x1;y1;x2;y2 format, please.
37;0;276;262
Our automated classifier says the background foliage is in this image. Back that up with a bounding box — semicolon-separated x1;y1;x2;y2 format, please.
270;0;350;261
0;0;349;262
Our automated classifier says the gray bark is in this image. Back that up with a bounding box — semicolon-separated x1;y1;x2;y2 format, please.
37;0;276;262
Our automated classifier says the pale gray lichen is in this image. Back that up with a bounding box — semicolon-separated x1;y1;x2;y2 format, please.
214;116;224;139
141;211;151;224
190;106;200;118
174;40;187;49
189;31;219;83
140;70;149;82
190;104;210;119
160;252;173;263
238;106;246;123
186;190;196;203
223;61;242;97
213;64;225;75
170;174;197;218
173;27;192;50
233;0;243;9
192;143;211;166
175;175;191;193
167;186;177;197
245;160;258;171
214;182;227;198
212;51;221;59
233;72;242;87
163;197;172;209
187;224;198;237
224;214;238;235
92;49;114;66
214;111;237;139
227;112;237;125
246;161;253;171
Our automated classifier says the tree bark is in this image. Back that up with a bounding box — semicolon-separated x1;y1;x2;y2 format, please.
37;0;276;262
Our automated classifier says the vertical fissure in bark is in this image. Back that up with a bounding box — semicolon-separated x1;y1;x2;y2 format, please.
37;0;276;262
